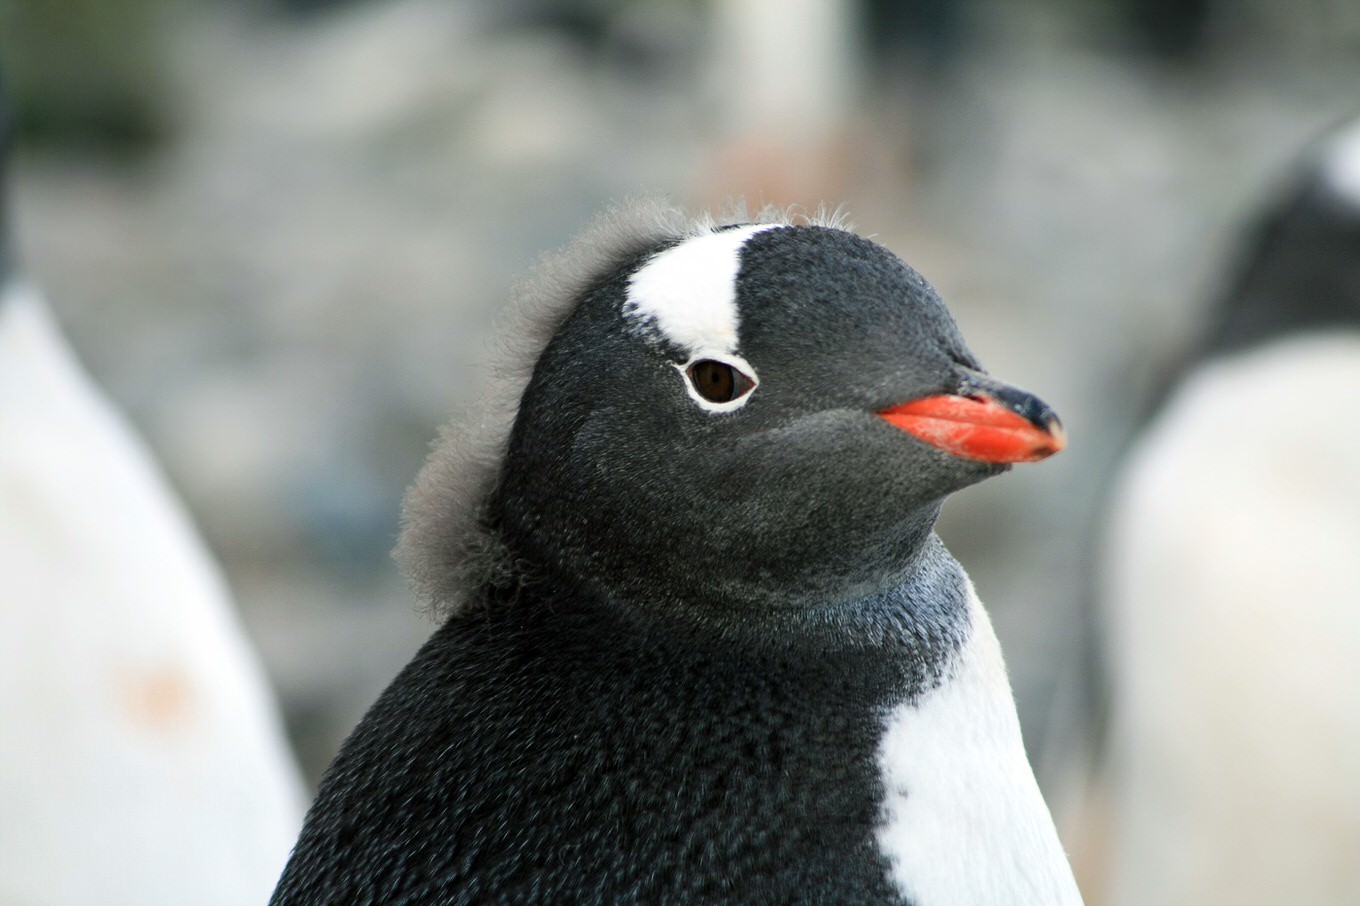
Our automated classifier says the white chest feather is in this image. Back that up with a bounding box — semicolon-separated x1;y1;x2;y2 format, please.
876;586;1083;905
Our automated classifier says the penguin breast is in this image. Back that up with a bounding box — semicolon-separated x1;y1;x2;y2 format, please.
875;584;1084;906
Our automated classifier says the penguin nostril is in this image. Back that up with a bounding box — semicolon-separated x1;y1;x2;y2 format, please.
686;358;756;405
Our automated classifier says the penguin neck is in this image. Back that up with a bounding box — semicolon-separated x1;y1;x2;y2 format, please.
491;472;951;611
490;517;973;666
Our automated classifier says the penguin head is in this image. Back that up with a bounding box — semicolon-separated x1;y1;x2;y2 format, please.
1207;115;1360;355
477;217;1064;616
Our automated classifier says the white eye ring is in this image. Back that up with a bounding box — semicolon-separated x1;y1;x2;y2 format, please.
675;352;759;413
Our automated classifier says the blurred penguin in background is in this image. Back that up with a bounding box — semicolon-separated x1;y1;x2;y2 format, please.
0;78;306;905
1100;115;1360;905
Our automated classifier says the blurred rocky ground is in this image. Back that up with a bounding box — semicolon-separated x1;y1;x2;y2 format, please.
4;0;1358;815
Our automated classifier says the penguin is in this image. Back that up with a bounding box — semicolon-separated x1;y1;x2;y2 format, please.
0;81;306;905
271;203;1082;904
1100;116;1360;905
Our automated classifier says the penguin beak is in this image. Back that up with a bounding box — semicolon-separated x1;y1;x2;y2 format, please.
877;374;1066;464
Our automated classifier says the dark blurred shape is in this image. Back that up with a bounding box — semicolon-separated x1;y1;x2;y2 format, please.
863;0;968;78
0;0;173;151
489;0;615;51
1122;0;1213;60
266;0;369;18
484;0;701;81
0;72;13;280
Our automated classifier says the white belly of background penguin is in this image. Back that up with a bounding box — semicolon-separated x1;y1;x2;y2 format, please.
271;202;1082;905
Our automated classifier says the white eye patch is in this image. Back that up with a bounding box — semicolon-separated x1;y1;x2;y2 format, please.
624;224;779;356
625;224;777;415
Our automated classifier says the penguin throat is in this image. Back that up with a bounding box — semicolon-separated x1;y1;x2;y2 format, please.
487;500;967;656
495;494;943;606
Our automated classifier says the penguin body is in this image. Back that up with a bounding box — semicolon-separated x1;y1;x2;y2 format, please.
273;207;1079;904
1102;117;1360;905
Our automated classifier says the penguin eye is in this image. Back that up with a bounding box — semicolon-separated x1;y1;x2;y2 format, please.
685;358;756;405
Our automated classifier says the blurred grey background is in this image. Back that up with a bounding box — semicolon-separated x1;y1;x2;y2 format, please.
3;0;1358;894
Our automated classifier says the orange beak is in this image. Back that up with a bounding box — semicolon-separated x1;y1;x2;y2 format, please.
878;394;1066;464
